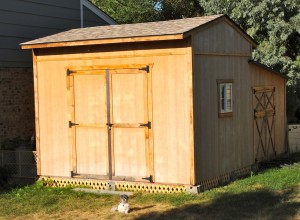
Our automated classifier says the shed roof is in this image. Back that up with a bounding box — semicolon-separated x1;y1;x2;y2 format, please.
21;14;257;49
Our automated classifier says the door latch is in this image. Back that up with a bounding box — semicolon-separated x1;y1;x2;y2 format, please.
69;121;79;128
140;121;151;129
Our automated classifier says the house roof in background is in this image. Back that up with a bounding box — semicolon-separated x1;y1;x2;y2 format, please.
82;0;117;26
21;14;257;49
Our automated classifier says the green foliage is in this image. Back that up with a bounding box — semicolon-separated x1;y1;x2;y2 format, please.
91;0;160;23
133;191;199;206
0;182;111;216
156;0;204;20
92;0;204;23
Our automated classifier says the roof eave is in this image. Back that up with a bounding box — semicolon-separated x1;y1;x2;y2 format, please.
21;34;184;49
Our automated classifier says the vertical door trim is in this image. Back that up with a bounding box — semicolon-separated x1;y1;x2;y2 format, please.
66;71;77;174
147;67;155;182
106;69;113;180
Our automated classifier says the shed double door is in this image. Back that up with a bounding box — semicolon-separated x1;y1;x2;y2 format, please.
67;66;153;182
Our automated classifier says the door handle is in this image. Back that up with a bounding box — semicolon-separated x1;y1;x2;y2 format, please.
140;121;151;129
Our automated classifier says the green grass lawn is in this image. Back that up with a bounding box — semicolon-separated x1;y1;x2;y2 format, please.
0;163;299;220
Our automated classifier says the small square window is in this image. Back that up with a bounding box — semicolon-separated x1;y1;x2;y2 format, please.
217;79;233;117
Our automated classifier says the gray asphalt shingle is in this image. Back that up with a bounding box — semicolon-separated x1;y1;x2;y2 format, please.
21;15;223;45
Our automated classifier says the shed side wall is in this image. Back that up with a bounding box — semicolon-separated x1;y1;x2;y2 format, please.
193;55;253;182
192;20;253;183
35;41;193;184
192;20;286;183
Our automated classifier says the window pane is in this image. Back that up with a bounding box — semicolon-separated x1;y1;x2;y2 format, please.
220;84;226;112
226;84;232;112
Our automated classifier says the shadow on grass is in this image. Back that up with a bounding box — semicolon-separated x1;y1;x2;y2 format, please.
134;188;300;220
0;179;36;194
130;205;156;212
292;153;300;163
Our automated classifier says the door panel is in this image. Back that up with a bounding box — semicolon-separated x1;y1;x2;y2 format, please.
111;71;148;179
73;74;108;175
74;75;106;124
112;73;146;123
113;128;146;177
76;127;108;175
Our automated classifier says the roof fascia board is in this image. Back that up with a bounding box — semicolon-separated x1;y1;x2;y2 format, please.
81;0;117;26
183;15;258;48
21;34;184;49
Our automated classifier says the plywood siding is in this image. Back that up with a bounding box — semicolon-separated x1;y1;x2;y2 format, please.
193;55;254;182
34;40;193;184
192;20;254;183
192;19;252;55
0;0;111;67
37;61;69;176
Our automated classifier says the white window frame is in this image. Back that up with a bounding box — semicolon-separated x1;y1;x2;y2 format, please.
217;79;233;117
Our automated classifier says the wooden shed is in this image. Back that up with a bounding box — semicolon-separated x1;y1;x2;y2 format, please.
21;15;287;190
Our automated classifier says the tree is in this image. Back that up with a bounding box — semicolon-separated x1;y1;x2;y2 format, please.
91;0;160;23
92;0;204;23
156;0;204;20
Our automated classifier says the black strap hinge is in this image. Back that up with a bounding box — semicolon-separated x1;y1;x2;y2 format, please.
139;65;149;73
67;69;75;76
142;175;153;183
69;121;79;128
140;121;151;129
106;123;113;128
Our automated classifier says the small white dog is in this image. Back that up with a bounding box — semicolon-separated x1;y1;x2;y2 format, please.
111;194;130;214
